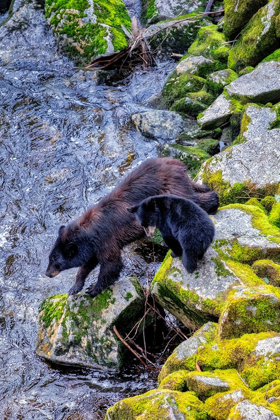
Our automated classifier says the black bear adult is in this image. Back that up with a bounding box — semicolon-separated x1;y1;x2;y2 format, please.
46;158;218;297
128;194;215;273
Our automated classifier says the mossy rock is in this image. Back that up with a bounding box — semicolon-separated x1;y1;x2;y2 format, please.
224;0;269;40
105;389;208;419
260;196;277;212
238;66;255;76
252;259;280;286
213;204;280;264
170;95;208;117
197;104;280;204
245;198;266;213
206;69;238;97
45;0;131;65
158;370;189;391
227;0;280;71
262;48;280;62
161;72;206;108
218;285;280;339
168;144;211;178
141;0;207;24
36;278;146;370
158;322;217;383
144;17;209;59
188;25;230;64
228;400;280;420
196;138;220;155
269;202;280;228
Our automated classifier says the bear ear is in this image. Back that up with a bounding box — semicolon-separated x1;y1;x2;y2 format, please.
59;225;65;235
64;243;78;258
127;206;137;213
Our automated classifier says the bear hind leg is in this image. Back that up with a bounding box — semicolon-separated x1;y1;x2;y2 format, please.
182;249;198;273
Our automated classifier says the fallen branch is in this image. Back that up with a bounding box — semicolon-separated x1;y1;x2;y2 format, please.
113;325;159;371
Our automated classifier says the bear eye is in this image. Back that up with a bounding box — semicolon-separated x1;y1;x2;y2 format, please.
64;243;78;258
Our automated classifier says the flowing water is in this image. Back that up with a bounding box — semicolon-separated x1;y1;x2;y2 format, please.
0;1;176;418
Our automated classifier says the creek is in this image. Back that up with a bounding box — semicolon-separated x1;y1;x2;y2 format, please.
0;1;176;418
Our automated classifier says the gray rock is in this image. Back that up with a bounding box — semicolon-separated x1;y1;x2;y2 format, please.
228;400;280;419
144;18;207;58
149;0;207;22
214;206;280;254
254;336;280;357
186;372;230;399
131;110;184;140
226;61;280;104
197;104;280;187
151;247;241;328
158;322;217;381
219;285;280;339
36;278;145;370
197;93;232;129
175;55;214;76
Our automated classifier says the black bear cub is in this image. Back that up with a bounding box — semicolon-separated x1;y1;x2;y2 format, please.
128;194;215;273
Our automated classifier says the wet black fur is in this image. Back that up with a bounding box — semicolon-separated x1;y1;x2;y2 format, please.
128;194;215;273
46;158;219;297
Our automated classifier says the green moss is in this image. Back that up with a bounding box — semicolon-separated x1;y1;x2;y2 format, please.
206;69;238;96
228;0;280;70
262;48;280;62
161;73;206;108
170;144;210;178
196;138;220;155
39;294;68;328
151;250;173;287
224;0;269;40
45;0;131;64
222;203;280;244
269;203;280;228
105;389;208;419
260;196;277;212
158;370;189;391
124;292;133;301
211;256;234;278
242;354;280;390
170;96;207;117
245;198;266;212
200;168;279;207
219;284;280;339
188;25;230;64
252;259;280;286
238;66;255;76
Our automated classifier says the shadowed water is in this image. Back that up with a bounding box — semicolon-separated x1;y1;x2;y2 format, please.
0;1;175;418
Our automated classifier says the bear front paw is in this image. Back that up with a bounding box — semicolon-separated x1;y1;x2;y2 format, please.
68;283;83;295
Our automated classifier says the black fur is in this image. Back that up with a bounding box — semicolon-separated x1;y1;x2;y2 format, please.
128;194;215;273
46;158;218;297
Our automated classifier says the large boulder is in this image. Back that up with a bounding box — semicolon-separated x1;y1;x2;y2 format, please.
225;61;280;104
224;0;269;39
197;104;280;204
151;202;280;330
36;278;146;370
228;0;280;70
44;0;131;65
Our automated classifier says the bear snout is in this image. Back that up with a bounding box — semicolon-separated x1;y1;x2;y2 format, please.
45;266;60;278
143;226;156;237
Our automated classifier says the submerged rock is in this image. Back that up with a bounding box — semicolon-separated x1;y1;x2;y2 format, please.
36;278;146;370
